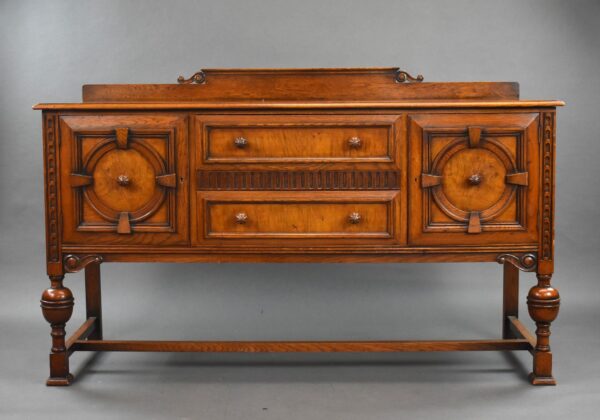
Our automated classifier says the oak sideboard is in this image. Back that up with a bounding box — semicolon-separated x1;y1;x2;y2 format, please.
34;68;563;386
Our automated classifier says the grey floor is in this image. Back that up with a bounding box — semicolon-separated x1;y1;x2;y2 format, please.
1;259;598;420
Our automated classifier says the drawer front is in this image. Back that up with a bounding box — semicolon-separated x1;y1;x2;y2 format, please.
59;114;189;245
195;115;401;165
408;113;540;245
196;191;400;245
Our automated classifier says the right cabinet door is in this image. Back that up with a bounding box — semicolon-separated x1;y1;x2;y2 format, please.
408;113;540;245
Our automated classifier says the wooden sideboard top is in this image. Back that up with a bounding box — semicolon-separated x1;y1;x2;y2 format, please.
33;100;564;110
33;67;564;109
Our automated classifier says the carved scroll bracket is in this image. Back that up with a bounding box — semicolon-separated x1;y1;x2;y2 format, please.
177;70;206;84
64;255;103;273
395;69;424;83
497;253;537;272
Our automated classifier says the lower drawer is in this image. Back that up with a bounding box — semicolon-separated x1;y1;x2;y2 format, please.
196;191;400;245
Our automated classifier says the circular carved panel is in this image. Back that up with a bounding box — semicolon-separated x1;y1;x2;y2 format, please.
81;140;168;223
429;138;518;222
93;149;157;212
441;148;507;212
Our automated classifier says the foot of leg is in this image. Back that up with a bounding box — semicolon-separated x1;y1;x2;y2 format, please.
527;273;560;385
41;275;74;386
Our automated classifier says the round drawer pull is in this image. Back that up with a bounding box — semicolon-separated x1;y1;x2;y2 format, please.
467;173;483;186
235;212;248;224
348;137;362;149
348;212;361;224
234;137;248;148
116;175;130;186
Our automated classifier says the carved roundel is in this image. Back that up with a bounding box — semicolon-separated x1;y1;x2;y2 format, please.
422;128;528;233
83;140;166;222
432;138;515;221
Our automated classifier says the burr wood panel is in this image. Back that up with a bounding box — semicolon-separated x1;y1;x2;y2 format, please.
195;114;401;165
196;191;400;245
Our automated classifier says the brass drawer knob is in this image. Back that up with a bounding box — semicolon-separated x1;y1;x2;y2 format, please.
348;137;362;149
235;212;248;224
234;137;248;148
348;212;361;224
467;173;482;186
116;175;130;186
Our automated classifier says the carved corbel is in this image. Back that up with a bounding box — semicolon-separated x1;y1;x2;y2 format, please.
63;255;103;273
496;253;537;272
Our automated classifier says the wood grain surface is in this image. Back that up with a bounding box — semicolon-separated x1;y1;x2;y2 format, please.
37;68;561;386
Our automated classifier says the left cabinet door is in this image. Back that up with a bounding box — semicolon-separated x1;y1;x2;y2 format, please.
59;114;189;245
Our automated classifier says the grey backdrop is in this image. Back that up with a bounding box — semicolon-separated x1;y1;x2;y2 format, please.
1;1;599;419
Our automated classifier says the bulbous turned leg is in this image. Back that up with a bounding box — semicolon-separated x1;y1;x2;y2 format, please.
527;274;560;385
41;275;74;386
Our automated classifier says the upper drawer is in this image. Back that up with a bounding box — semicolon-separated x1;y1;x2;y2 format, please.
195;115;401;165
